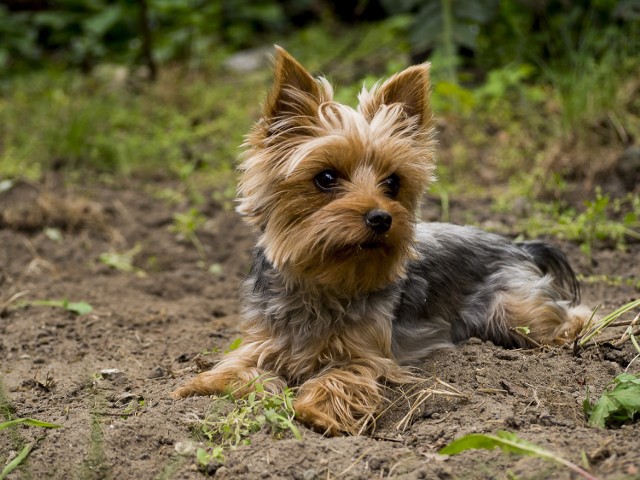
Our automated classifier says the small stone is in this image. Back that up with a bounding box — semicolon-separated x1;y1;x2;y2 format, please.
175;353;192;363
100;368;124;379
147;367;165;379
223;46;272;73
201;459;223;476
174;440;200;456
303;469;317;480
214;466;229;478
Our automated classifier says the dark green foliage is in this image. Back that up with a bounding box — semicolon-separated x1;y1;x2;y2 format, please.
378;0;639;80
379;0;500;55
1;1;140;72
0;0;312;74
2;0;638;78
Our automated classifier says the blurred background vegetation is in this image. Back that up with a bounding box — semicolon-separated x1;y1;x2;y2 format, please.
1;0;639;246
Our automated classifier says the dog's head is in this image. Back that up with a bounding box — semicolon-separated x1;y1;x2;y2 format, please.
237;47;436;295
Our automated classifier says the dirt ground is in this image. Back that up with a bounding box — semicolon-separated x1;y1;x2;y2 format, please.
1;175;639;480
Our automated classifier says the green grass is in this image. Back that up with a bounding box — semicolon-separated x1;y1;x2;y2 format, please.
1;22;637;214
20;299;93;316
75;385;110;480
193;381;300;467
0;65;265;181
0;382;62;480
489;188;640;262
578;299;640;347
0;419;62;480
0;383;26;476
99;244;145;275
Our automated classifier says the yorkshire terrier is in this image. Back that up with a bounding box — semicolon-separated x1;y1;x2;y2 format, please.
172;47;592;436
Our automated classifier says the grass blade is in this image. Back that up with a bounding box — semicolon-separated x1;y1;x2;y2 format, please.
0;444;32;480
28;299;93;315
0;418;62;430
579;299;640;346
440;431;600;480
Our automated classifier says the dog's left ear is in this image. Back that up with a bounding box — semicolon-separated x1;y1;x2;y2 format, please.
264;46;323;122
365;64;432;129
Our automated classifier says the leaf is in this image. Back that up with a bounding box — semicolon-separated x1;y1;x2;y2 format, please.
0;418;62;430
584;373;640;428
83;6;122;37
64;301;93;316
196;447;209;466
440;430;547;457
0;444;32;480
29;299;93;315
0;419;61;479
614;373;640;385
225;338;242;353
440;431;599;480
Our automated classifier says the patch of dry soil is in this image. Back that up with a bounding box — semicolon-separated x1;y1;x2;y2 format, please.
1;179;639;479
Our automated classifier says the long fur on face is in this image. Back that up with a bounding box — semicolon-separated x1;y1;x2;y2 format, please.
237;46;436;296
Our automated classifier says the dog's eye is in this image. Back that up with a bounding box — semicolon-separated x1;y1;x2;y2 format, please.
382;174;400;198
315;170;339;191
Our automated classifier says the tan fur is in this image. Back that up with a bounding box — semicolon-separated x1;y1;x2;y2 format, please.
495;292;590;345
172;48;587;436
172;47;431;434
237;47;435;296
173;307;414;436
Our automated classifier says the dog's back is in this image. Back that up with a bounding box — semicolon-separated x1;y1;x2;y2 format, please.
392;223;590;364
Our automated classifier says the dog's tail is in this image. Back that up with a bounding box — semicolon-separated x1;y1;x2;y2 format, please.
516;241;580;305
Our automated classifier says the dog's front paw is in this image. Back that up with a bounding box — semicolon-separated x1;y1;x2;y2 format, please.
293;368;383;436
171;370;229;398
172;361;286;399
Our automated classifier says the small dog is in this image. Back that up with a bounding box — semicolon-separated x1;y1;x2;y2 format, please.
172;47;592;435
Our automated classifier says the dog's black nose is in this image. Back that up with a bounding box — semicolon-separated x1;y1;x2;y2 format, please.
365;209;392;234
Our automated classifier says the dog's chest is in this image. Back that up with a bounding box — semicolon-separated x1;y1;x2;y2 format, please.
242;250;400;341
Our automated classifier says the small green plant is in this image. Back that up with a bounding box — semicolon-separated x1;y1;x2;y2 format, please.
515;190;640;263
44;227;63;243
99;243;145;275
224;338;242;354
440;430;599;480
194;382;301;464
25;299;93;315
578;274;640;291
572;189;640;261
0;418;62;480
169;208;206;258
122;398;145;418
0;418;61;430
578;299;640;347
584;373;640;429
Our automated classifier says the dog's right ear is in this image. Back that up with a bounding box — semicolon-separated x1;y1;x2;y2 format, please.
264;46;323;122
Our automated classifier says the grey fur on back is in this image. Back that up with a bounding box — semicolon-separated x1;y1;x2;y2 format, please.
243;222;582;368
391;223;579;363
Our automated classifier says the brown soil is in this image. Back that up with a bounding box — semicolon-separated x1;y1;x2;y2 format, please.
1;177;639;480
